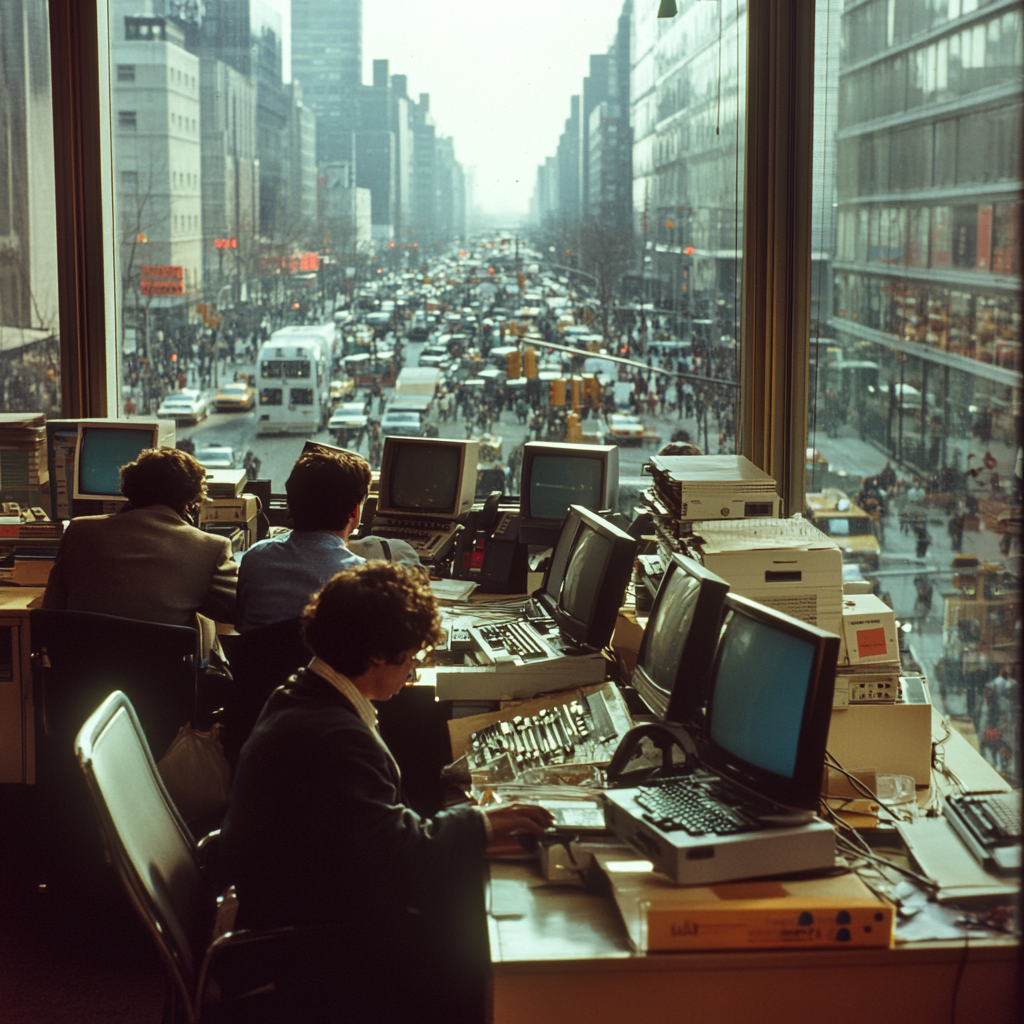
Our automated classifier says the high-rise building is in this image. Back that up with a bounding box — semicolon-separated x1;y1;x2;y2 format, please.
829;0;1021;484
291;0;361;166
199;1;292;242
0;0;58;335
286;81;318;231
113;16;203;320
199;57;258;292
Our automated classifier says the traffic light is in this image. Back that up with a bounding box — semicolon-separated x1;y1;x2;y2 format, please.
566;412;582;444
506;350;522;380
549;378;566;407
569;377;582;412
583;375;602;408
524;347;538;379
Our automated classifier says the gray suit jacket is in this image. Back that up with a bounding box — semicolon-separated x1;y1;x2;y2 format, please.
43;505;238;641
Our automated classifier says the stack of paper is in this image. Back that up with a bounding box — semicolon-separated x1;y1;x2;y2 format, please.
0;412;48;509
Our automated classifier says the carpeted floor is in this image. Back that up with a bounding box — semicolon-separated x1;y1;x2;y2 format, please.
0;784;165;1023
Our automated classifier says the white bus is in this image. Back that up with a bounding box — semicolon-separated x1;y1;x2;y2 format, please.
256;325;334;436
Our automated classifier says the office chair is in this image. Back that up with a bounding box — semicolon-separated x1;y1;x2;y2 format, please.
75;690;334;1024
29;609;202;895
31;609;202;764
217;617;309;761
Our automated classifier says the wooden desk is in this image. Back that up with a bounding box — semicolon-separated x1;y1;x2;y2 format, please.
487;860;1018;1024
0;589;44;784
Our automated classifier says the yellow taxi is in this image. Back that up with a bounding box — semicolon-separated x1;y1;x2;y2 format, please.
212;381;256;412
807;488;882;569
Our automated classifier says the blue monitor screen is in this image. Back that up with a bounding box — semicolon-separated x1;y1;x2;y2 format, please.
78;427;156;497
528;456;603;520
708;612;815;779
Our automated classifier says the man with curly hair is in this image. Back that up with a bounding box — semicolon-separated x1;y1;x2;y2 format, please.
42;447;237;651
220;562;551;1023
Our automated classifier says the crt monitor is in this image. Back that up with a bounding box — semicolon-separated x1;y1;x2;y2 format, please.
701;594;840;812
377;437;479;519
73;421;167;502
519;442;619;546
632;554;730;726
535;504;637;650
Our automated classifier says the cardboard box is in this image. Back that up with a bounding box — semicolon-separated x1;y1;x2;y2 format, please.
597;852;893;952
839;593;899;666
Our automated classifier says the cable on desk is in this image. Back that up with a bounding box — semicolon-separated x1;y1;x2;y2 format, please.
824;750;914;823
833;831;938;893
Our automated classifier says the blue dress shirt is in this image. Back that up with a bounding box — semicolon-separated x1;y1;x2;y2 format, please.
236;530;364;632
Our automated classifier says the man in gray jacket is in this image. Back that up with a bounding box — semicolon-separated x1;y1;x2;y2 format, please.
43;447;237;651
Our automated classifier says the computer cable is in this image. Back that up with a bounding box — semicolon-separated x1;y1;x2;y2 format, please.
832;829;938;894
824;750;914;824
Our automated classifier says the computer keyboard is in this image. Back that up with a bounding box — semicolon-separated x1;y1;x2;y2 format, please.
371;517;460;562
635;774;771;837
476;621;549;660
945;792;1022;875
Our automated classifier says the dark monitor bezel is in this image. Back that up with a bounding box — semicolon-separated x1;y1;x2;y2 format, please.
377;436;477;519
518;441;619;546
632;554;730;726
534;504;637;650
700;594;839;812
72;421;161;502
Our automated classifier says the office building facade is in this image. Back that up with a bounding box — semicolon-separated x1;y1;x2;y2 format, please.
113;16;204;313
829;0;1021;483
291;0;361;166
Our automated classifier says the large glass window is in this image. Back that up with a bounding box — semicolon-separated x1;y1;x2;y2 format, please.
812;0;1022;786
101;0;743;499
0;0;62;431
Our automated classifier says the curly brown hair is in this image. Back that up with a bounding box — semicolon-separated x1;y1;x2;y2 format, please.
302;562;442;677
120;448;206;510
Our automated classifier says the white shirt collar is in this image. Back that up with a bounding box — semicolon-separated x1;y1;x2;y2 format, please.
309;656;378;732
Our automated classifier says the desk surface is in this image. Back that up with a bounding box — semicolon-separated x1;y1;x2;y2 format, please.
487;860;1018;1024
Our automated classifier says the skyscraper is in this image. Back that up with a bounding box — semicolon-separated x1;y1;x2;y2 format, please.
292;0;361;166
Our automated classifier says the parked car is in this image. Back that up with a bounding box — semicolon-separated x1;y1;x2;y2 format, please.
604;413;645;446
211;382;256;412
157;390;208;425
195;444;239;470
379;409;423;438
328;401;369;444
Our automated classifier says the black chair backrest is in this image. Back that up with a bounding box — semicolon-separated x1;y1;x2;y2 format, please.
218;617;309;759
31;609;200;766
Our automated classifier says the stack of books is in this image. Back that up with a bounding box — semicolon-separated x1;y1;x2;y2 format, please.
0;412;49;511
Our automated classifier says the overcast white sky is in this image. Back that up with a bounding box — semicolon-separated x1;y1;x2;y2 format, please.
363;0;629;221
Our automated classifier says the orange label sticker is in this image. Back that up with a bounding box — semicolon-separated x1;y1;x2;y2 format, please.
0;525;19;537
856;627;888;659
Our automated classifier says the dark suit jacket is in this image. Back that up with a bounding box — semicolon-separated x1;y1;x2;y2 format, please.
43;505;237;652
219;668;489;1022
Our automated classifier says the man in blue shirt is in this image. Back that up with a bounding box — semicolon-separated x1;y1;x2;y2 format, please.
236;449;371;631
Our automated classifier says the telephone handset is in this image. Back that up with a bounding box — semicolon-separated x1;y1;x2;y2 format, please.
479;491;501;532
449;494;528;593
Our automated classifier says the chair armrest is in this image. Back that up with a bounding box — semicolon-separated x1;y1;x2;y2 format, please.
198;923;347;1012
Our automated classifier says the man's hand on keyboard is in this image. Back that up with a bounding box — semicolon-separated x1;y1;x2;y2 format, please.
485;803;555;846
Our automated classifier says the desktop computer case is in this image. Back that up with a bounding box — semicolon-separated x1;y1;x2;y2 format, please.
602;789;836;886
